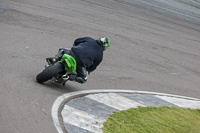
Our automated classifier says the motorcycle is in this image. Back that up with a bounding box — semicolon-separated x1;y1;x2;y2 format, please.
36;53;77;86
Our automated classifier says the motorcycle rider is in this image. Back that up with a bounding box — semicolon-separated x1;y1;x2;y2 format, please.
47;36;111;84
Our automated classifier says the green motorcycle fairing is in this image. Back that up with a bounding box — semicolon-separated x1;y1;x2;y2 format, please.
61;54;77;73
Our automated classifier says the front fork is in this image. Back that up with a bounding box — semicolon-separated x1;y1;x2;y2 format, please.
51;71;69;86
44;60;69;86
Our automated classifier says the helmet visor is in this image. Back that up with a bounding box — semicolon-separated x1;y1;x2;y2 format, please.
104;39;110;50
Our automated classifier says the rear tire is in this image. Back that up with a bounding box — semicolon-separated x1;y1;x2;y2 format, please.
36;62;65;83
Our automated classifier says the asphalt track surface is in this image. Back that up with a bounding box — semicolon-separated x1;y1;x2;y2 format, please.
1;0;200;133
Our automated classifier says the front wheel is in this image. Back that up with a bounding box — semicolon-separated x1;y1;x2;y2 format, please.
36;62;65;83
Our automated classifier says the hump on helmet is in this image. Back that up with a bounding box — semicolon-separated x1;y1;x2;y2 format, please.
99;36;110;51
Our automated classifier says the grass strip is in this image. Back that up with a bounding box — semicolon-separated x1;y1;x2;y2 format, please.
102;106;200;133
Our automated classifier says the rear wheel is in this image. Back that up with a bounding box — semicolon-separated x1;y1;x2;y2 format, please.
36;62;65;83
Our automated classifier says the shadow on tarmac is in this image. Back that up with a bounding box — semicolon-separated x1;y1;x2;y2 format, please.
35;80;79;93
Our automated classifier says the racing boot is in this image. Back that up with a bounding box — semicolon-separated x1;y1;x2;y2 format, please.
46;57;57;65
46;48;65;65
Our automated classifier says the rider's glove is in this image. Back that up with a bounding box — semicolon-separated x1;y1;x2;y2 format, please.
75;77;87;84
68;75;77;81
75;67;88;84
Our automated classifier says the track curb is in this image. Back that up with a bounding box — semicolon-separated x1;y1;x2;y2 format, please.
52;89;200;133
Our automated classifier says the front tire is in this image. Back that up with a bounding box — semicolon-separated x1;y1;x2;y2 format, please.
36;62;65;83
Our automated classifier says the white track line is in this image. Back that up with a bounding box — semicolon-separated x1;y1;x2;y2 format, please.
156;95;200;109
62;105;105;133
86;93;143;110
